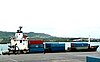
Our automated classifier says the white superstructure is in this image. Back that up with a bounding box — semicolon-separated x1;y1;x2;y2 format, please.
10;26;29;50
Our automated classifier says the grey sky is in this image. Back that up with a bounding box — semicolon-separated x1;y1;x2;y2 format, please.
0;0;100;38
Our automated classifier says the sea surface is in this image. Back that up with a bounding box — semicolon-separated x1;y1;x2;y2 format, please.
0;43;10;54
0;42;100;54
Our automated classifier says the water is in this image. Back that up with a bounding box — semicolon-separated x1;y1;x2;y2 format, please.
0;44;10;54
0;42;100;54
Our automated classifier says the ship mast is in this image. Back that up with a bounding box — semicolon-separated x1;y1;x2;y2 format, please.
88;35;90;44
19;26;22;31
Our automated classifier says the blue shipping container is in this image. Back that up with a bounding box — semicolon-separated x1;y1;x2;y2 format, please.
71;43;89;47
29;48;44;53
51;44;65;47
45;43;65;52
46;43;65;48
51;47;65;52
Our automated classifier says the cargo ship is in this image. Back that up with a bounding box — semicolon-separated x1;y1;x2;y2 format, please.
2;27;99;54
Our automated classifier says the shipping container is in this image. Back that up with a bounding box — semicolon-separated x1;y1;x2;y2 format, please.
67;43;89;51
50;47;65;52
71;43;89;50
29;44;44;48
29;43;44;53
45;43;65;52
46;43;65;48
29;40;44;44
71;43;89;47
29;48;44;53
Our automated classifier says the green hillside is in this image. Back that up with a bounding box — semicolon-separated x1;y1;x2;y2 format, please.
0;31;100;44
0;31;52;43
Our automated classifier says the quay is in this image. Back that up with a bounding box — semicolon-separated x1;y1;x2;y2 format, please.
0;52;100;62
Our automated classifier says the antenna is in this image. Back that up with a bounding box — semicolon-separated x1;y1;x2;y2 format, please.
19;26;23;31
88;35;90;44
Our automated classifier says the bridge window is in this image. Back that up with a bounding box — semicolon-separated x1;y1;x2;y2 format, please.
20;40;22;43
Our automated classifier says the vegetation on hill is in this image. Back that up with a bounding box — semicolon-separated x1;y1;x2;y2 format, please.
0;31;100;44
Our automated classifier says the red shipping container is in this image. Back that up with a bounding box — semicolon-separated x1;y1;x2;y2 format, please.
29;40;44;44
